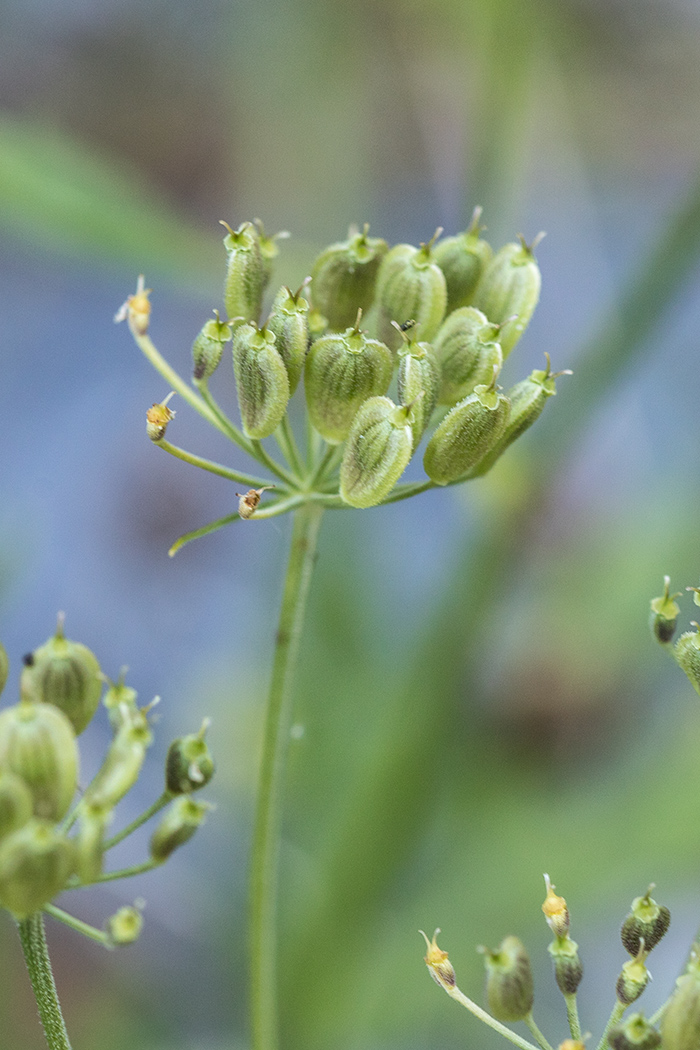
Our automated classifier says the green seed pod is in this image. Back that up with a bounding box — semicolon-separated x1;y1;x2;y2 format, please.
75;801;111;884
339;397;413;508
674;626;700;697
254;219;289;291
621;886;671;956
0;819;75;919
481;935;534;1022
0;642;7;698
150;796;210;863
107;904;144;946
0;700;78;821
431;306;502;407
221;220;265;326
649;578;681;645
0;770;33;839
266;283;310;395
102;670;139;732
20;616;102;735
609;1014;661;1050
87;711;152;809
166;719;215;795
375;232;447;349
191;310;232;382
395;325;440;450
304;317;393;443
469;354;571;478
232;323;290;439
473;233;543;357
423;380;510;485
310;224;388;331
662;952;700;1050
433;207;493;312
548;935;583;995
616;945;650;1005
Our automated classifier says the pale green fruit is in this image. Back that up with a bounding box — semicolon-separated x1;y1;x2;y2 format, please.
0;700;78;821
375;236;447;349
423;383;510;485
232;323;290;439
221;220;265;326
483;936;534;1023
396;334;440;450
433;207;492;312
192;311;232;382
0;819;75;918
339;397;413;508
21;618;102;735
266;284;310;395
472;234;542;357
432;306;501;406
310;225;388;331
150;797;210;863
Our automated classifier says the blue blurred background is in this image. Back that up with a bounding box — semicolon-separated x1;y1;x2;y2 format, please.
2;0;700;1047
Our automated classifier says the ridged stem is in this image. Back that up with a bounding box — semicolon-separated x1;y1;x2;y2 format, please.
18;913;73;1050
249;503;325;1050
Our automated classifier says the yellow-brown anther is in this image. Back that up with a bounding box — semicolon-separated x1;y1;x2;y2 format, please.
146;393;175;442
420;929;456;990
542;873;570;938
115;275;152;335
236;486;275;520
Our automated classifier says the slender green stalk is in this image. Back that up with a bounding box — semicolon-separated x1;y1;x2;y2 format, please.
649;998;670;1027
595;1000;626;1050
277;417;305;478
68;859;159;887
103;790;172;850
564;993;582;1040
156;440;274;489
250;440;300;487
195;378;254;454
446;984;540;1050
249;503;325;1050
524;1012;555;1050
130;328;222;431
18;913;73;1050
43;905;111;947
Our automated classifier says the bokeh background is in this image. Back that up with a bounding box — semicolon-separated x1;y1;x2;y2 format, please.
2;0;700;1047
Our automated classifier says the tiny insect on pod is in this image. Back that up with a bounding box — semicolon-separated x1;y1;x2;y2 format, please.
236;486;276;520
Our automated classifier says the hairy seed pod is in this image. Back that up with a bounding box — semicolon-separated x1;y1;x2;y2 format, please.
107;905;144;946
150;796;210;863
621;886;671;956
166;720;215;795
469;355;570;478
0;819;75;918
191;311;232;382
662;953;700;1050
87;711;152;809
548;935;583;995
674;627;700;697
432;306;502;406
423;381;510;485
375;232;447;349
304;318;393;443
473;234;543;357
433;207;493;312
0;771;33;840
396;327;441;449
0;700;78;821
20;616;102;735
75;802;111;884
481;936;534;1022
609;1014;661;1050
617;946;650;1005
310;224;388;331
266;283;310;395
232;323;290;439
221;220;265;326
649;578;681;645
0;642;7;698
339;397;413;508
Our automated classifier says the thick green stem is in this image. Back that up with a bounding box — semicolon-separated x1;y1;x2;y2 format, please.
18;913;73;1050
249;503;325;1050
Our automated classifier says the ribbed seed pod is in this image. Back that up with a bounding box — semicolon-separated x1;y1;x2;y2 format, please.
304;319;393;443
621;886;671;956
75;802;110;884
674;627;700;697
266;284;310;395
548;935;583;995
310;224;388;331
0;819;75;918
232;323;290;439
423;381;510;485
87;712;152;809
150;796;210;863
221;220;265;326
616;946;650;1005
433;207;493;312
339;397;413;508
0;642;7;698
609;1014;661;1050
0;701;78;821
481;936;534;1022
107;905;144;945
473;234;543;357
0;771;33;839
191;311;232;382
662;954;700;1050
431;306;502;406
395;325;440;449
20;617;102;735
469;354;570;478
166;720;215;795
375;232;447;348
